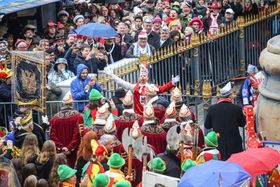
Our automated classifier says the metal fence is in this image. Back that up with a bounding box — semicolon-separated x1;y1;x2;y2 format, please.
98;6;280;98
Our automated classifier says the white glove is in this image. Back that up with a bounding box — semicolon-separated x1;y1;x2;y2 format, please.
172;75;180;85
104;67;113;76
42;115;49;125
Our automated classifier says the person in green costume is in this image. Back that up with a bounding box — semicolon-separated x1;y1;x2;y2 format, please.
83;89;118;128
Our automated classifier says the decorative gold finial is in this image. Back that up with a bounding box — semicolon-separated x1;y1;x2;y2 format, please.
216;85;220;98
237;16;245;29
194;80;199;96
139;53;150;66
190;34;200;47
186;83;190;96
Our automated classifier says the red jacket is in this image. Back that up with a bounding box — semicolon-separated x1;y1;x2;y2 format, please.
50;107;83;167
134;82;173;115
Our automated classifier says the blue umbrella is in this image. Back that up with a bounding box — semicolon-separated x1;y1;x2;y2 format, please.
75;23;117;38
178;160;252;187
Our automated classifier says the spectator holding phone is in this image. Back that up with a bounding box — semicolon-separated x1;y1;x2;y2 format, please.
71;64;102;112
74;44;106;74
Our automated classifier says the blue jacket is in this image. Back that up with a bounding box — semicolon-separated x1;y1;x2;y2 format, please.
70;64;102;112
241;77;254;106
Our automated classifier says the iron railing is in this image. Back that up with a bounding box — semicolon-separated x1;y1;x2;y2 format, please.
97;5;280;98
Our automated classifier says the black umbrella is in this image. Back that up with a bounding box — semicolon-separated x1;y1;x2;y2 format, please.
92;0;125;4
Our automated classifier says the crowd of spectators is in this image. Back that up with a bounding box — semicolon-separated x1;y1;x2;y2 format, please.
0;0;278;186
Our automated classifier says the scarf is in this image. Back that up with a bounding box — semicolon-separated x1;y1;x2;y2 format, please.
106;43;115;64
217;97;232;103
209;13;219;34
133;43;152;57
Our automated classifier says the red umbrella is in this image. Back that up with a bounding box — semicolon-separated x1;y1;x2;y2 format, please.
227;147;280;177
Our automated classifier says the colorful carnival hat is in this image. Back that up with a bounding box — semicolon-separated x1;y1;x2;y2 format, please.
94;103;110;125
179;104;192;119
165;101;177;118
62;91;73;105
104;114;116;134
188;17;204;29
138;31;148;39
205;131;219;147
91;139;108;156
131;120;141;139
181;159;197;172
89;89;103;101
57;164;77;182
139;64;148;76
122;90;134;106
171;87;182;102
153;15;162;24
169;19;182;30
107;153;125;168
73;15;84;23
247;64;258;75
209;1;222;9
145;84;159;96
0;67;13;79
19;110;33;127
93;173;110;187
220;82;232;97
147;157;166;173
114;180;131;187
143;104;155;119
161;24;170;32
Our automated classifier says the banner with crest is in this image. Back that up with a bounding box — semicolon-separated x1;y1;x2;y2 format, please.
11;51;46;112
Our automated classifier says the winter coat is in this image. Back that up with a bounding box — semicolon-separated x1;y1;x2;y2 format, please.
0;82;11;102
74;52;106;74
64;48;77;74
202;14;226;32
0;82;12;122
230;2;243;18
159;38;174;49
70;64;102;112
125;43;155;58
204;101;246;160
75;156;88;187
111;96;124;117
105;43;123;64
157;151;181;178
28;155;54;180
47;69;74;85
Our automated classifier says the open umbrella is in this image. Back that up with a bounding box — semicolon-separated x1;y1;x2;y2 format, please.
75;23;117;38
227;147;280;177
178;160;251;187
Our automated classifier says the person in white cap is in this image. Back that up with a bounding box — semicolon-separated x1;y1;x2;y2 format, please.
105;64;180;115
126;31;155;58
50;91;83;168
204;82;246;160
224;8;235;24
73;15;85;28
57;10;69;25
